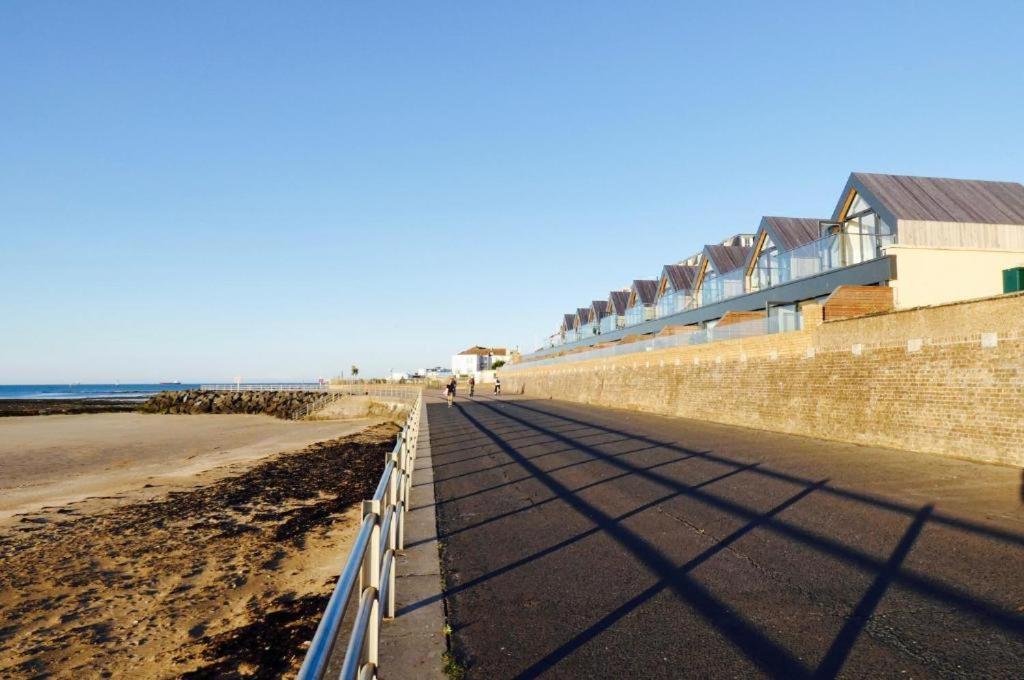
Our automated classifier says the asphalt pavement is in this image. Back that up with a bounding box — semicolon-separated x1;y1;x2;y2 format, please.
417;394;1024;679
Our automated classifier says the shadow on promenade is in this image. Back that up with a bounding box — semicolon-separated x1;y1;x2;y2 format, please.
413;395;1024;679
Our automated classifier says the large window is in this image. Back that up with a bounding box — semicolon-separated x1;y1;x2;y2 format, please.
750;235;779;292
769;303;802;332
834;192;896;265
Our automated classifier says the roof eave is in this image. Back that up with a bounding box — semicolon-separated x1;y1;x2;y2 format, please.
831;173;899;228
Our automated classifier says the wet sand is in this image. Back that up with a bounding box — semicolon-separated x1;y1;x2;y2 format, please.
0;398;138;417
0;413;378;525
0;421;399;678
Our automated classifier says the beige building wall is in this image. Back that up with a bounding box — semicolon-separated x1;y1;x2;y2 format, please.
898;219;1024;250
501;293;1024;467
885;245;1024;309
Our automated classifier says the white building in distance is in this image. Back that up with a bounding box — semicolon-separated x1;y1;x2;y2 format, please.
451;346;508;376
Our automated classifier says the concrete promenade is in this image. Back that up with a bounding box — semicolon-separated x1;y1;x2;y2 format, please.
423;394;1024;678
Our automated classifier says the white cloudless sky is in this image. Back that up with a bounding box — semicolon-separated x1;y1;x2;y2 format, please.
3;1;1024;381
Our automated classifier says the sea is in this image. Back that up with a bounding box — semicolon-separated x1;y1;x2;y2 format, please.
0;384;199;401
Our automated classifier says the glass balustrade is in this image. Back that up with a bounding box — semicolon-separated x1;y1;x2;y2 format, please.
624;305;654;327
655;290;695;318
549;221;894;345
745;228;893;301
701;269;746;306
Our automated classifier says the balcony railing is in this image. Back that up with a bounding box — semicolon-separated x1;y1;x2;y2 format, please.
544;228;894;348
656;290;695;318
599;314;623;334
750;230;894;293
624;305;656;327
701;269;746;306
512;315;791;369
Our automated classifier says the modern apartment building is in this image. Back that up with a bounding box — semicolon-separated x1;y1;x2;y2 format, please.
535;172;1024;356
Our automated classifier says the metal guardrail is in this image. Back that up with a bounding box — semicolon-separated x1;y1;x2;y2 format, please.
200;383;328;392
329;385;422;400
297;395;422;680
292;387;422;420
291;391;345;420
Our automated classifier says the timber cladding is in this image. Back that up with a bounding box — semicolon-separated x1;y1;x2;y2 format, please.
821;285;894;321
502;293;1024;467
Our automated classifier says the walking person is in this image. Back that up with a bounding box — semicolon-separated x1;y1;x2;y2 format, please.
493;377;501;396
447;376;457;407
469;375;475;397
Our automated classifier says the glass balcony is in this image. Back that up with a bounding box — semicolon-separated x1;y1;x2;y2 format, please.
624;305;655;327
599;314;618;334
655;290;695;318
749;228;893;293
700;269;746;306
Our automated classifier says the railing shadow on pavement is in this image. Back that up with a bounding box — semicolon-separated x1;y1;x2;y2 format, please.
413;395;1024;679
486;398;1024;549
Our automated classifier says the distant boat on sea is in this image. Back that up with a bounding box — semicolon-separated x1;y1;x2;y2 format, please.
159;381;182;385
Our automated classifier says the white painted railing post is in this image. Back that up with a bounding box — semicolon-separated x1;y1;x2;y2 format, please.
386;442;400;620
396;434;408;551
366;597;380;676
361;498;381;674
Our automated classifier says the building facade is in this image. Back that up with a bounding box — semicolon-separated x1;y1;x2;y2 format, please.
452;346;509;376
534;172;1024;356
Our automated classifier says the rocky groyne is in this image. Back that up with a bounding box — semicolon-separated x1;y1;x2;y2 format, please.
140;390;323;419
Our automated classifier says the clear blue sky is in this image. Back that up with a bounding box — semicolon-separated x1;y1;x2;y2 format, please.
3;2;1023;382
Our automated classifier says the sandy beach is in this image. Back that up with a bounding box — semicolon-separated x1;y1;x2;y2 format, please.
0;410;400;678
0;412;379;525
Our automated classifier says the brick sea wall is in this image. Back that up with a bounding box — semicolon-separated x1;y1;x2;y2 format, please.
501;293;1024;466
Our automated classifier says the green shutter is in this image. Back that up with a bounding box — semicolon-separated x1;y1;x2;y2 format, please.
1003;267;1024;294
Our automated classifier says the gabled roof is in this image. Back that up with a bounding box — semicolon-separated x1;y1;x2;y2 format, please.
719;234;754;247
759;216;822;252
608;290;630;315
629;279;658;306
561;314;577;331
590;300;609;320
660;264;699;294
703;243;752;275
832;172;1024;225
575;307;592;326
459;346;507;356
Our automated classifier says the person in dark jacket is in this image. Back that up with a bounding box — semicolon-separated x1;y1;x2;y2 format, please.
447;377;457;407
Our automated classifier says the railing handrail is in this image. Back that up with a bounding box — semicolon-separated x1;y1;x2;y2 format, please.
298;515;376;678
199;383;328;392
297;395;423;680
